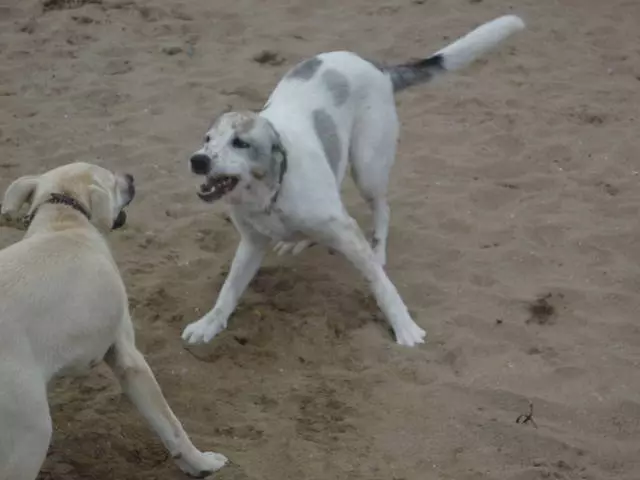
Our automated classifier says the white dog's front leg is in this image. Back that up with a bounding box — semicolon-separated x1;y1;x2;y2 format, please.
182;236;266;345
105;325;227;477
315;216;426;346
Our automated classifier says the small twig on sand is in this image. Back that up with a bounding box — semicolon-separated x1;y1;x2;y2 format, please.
183;346;212;363
516;400;538;428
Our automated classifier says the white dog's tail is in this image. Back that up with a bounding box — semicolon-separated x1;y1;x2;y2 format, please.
384;15;525;92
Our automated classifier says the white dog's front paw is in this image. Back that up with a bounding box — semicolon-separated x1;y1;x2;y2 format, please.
394;322;426;347
273;239;313;256
182;317;226;345
175;451;228;478
273;241;292;256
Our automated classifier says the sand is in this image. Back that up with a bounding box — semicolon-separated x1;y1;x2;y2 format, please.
1;0;640;479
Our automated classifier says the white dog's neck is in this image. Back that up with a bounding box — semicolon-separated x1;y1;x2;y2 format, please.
256;118;288;214
226;136;288;215
229;200;299;242
225;180;276;213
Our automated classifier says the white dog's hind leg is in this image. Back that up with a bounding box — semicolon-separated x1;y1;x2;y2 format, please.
367;197;390;266
182;234;267;344
315;215;426;346
0;371;51;480
350;94;399;267
105;323;227;477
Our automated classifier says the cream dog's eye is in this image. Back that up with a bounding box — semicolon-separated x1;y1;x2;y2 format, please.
204;135;211;143
231;137;250;149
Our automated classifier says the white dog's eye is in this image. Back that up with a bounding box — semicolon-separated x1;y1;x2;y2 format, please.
231;137;251;149
204;135;211;143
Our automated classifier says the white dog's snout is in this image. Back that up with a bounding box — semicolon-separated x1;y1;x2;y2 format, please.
190;153;212;175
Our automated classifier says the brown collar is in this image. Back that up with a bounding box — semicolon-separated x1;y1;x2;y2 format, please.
23;193;91;228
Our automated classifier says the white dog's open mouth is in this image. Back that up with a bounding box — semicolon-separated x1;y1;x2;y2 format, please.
197;175;240;202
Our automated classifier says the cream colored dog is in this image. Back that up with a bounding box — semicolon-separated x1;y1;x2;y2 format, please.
0;163;227;480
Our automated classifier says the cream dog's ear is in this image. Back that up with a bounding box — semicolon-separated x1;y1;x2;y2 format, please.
1;175;39;216
89;184;114;233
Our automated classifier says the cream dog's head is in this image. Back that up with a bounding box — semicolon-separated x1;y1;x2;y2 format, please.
1;162;135;232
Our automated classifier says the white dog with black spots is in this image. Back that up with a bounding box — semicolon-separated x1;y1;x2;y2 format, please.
182;15;525;347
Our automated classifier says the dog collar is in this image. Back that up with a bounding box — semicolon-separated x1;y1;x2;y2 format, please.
23;192;91;228
268;145;288;211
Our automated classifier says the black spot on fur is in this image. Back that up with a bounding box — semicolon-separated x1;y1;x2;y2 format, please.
312;109;341;176
382;54;445;92
287;57;323;81
322;69;350;106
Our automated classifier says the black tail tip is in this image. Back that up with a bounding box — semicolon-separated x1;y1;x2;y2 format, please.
411;53;445;71
385;54;445;92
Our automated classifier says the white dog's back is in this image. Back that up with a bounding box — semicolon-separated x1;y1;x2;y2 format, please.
266;14;525;111
262;15;525;185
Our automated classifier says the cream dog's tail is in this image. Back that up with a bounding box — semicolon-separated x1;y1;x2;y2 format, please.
383;15;525;92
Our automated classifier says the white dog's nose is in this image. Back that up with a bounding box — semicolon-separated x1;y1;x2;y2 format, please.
190;154;212;175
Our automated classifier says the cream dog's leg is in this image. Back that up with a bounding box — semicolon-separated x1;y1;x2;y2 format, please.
104;316;227;478
0;366;51;480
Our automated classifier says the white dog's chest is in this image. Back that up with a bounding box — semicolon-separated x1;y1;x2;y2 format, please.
240;208;305;243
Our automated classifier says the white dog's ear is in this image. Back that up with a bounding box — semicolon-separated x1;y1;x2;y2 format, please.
271;143;286;176
89;185;114;232
262;119;281;173
1;175;39;216
269;128;287;183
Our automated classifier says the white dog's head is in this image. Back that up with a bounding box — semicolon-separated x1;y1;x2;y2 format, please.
189;111;287;205
1;162;135;232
